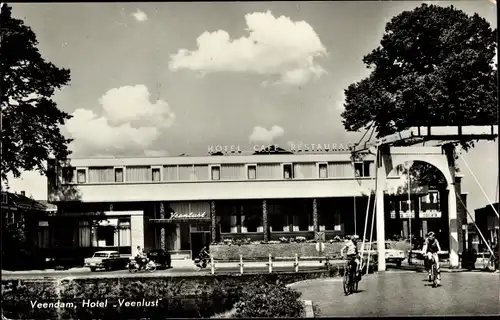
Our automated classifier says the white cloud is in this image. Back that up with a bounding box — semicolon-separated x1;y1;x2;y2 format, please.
132;9;148;22
169;11;327;86
65;85;175;157
249;125;285;143
99;85;175;128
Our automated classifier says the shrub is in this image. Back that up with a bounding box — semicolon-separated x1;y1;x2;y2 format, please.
233;281;304;318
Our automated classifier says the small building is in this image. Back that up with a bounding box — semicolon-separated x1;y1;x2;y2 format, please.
474;202;499;252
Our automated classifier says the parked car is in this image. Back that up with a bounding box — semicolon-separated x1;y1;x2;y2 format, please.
84;251;129;272
146;249;172;269
359;242;406;267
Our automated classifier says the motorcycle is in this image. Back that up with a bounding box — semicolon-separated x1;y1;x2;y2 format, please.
128;258;156;273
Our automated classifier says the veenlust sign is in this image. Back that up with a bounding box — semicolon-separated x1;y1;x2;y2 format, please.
149;212;210;223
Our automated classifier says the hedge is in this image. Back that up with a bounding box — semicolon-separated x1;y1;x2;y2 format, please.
1;269;342;319
211;240;412;260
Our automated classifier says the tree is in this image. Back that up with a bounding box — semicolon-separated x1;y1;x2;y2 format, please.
1;4;73;183
342;4;497;187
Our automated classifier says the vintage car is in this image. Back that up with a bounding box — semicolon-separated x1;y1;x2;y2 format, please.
359;242;406;267
146;248;172;269
84;250;130;272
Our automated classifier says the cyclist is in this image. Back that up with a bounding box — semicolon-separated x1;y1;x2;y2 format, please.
341;235;361;281
135;246;147;270
422;231;442;281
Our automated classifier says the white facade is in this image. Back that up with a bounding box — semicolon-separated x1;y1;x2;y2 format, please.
49;153;406;203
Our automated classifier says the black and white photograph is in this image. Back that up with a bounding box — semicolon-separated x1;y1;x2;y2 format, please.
1;1;499;318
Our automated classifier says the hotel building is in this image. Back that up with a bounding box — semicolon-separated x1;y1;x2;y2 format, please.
44;151;466;259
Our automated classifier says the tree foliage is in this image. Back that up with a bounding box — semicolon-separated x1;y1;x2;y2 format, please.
1;4;73;182
342;4;497;141
342;4;497;189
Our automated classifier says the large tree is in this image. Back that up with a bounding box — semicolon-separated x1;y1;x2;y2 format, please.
1;4;73;183
342;4;497;187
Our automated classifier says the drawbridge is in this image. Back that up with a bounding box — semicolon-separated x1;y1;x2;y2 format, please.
351;125;498;271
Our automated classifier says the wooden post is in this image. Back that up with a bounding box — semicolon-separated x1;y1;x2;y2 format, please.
211;255;215;275
268;254;273;273
239;254;243;274
295;253;299;272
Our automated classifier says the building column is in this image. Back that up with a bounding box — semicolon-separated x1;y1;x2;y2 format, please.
443;144;459;268
211;201;217;243
175;223;181;250
262;200;268;242
375;146;388;272
160;203;166;251
130;211;144;251
312;198;319;232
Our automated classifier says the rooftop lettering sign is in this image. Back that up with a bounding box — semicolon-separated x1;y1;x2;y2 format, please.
208;142;355;154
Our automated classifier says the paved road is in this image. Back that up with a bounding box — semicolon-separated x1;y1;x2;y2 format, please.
1;261;329;280
289;272;500;317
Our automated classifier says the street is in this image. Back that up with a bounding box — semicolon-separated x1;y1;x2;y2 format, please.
1;260;331;280
290;272;500;316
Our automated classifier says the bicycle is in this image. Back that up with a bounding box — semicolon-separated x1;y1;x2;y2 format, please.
343;258;359;295
428;253;440;288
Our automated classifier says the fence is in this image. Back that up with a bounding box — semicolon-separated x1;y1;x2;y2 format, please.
208;254;345;275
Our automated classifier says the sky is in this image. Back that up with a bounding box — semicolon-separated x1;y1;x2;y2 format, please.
5;1;499;218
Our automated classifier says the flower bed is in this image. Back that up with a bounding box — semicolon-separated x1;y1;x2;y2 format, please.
210;240;412;261
1;271;337;319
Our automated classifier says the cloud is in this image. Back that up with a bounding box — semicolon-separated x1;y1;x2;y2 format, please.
132;9;148;22
169;10;327;86
99;85;175;128
65;85;175;157
334;91;347;112
249;125;285;143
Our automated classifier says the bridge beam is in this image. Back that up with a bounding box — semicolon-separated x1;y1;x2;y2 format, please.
443;144;460;268
375;146;389;272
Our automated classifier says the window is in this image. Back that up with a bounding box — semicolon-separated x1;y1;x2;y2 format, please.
88;167;114;183
62;167;75;183
78;220;91;247
211;166;220;180
283;164;293;179
115;168;123;182
354;162;363;177
2;193;7;204
248;165;256;180
152;168;161;182
77;169;86;183
319;163;328;178
363;161;371;177
37;226;50;248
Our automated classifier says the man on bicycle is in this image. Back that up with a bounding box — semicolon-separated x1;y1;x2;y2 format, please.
341;235;361;281
422;231;442;280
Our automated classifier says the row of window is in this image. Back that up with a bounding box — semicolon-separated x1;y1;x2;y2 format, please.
62;161;374;184
218;212;342;233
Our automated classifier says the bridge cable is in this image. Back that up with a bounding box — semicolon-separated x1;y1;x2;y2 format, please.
358;145;379;274
458;153;499;218
455;191;495;256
